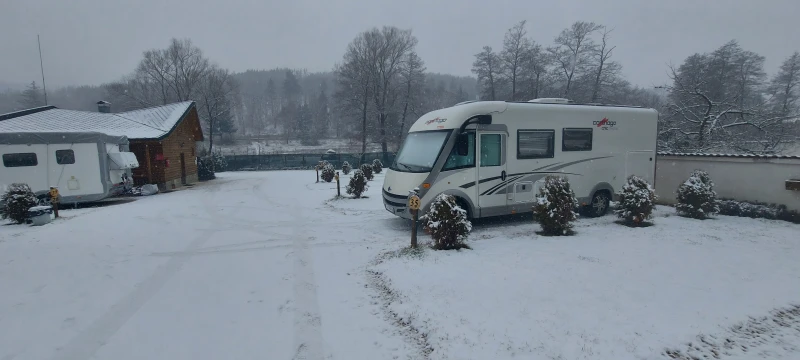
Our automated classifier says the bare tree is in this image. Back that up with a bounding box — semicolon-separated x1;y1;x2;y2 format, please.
397;51;426;146
548;21;602;98
472;46;502;101
366;26;418;160
590;27;621;102
198;66;238;153
500;21;531;101
335;33;373;163
768;52;800;116
520;43;549;100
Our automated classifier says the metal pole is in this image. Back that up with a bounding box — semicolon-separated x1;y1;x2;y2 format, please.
38;35;48;105
335;172;341;197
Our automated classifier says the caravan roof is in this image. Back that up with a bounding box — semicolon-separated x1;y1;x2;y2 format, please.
0;132;128;145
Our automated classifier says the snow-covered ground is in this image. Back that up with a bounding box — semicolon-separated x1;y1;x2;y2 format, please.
214;138;386;155
1;170;799;360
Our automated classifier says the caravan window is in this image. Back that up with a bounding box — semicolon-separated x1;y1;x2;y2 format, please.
2;153;38;167
517;130;554;159
56;150;75;164
443;132;475;171
562;128;593;151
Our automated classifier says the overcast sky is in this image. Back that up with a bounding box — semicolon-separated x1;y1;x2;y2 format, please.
2;0;799;90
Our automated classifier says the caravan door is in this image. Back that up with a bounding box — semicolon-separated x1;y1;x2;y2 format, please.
476;132;507;217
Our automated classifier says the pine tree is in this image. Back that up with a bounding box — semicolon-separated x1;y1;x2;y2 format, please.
359;163;374;180
346;169;369;198
2;183;38;224
321;164;335;182
19;81;44;109
676;170;719;219
532;176;579;235
371;159;383;174
616;175;657;226
341;161;352;175
422;193;472;250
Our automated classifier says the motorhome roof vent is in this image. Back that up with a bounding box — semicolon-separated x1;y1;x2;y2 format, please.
528;98;573;104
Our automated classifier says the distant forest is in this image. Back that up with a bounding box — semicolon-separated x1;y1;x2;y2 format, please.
1;20;798;155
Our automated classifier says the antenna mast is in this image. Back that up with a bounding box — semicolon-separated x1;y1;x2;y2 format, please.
38;34;48;105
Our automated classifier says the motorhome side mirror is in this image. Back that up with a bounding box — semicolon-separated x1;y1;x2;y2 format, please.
456;134;469;156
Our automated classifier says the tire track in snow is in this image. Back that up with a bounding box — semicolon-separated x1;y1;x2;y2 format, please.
290;205;325;360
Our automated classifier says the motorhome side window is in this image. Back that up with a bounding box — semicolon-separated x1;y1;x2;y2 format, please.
56;150;76;165
517;130;554;159
2;153;38;167
443;132;475;171
562;128;593;151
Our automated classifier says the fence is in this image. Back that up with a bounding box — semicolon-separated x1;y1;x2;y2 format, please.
655;152;800;211
223;152;396;171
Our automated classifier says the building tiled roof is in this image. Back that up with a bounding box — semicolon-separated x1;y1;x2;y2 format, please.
0;101;195;140
658;151;800;160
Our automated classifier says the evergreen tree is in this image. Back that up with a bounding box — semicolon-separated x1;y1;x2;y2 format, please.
19;81;44;109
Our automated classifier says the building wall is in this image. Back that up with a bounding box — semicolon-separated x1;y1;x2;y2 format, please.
655;155;800;211
160;109;201;188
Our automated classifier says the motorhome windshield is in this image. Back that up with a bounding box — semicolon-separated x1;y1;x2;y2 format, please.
391;130;450;173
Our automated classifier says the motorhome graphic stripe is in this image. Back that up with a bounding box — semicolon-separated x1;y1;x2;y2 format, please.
459;163;558;189
480;175;523;196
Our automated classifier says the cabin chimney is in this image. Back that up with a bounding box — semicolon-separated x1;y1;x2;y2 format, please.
97;100;111;113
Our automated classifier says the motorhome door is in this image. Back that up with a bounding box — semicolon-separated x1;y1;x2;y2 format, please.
476;132;507;216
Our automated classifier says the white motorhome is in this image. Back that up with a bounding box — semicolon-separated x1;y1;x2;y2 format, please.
0;132;139;205
382;99;658;220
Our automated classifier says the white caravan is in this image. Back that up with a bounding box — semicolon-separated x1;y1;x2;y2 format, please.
382;99;658;220
0;132;139;205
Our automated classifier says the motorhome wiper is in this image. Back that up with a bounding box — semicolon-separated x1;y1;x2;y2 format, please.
395;162;413;171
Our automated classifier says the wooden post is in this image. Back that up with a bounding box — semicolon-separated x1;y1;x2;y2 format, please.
145;144;153;183
316;165;319;183
410;209;418;248
335;172;341;197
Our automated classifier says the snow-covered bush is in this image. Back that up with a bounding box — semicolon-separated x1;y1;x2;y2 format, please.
359;163;374;181
616;175;657;226
321;164;335;183
212;152;227;172
716;199;800;223
532;176;579;235
422;193;472;250
1;183;38;224
676;170;719;219
341;161;352;175
316;160;329;170
197;156;216;181
372;159;383;174
346;170;369;198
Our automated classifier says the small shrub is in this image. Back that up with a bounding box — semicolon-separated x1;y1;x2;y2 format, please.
360;163;374;181
422;193;472;250
212;152;227;172
532;176;579;236
616;175;657;227
676;169;719;219
372;159;383;174
717;199;800;224
321;164;335;183
1;183;38;224
346;169;369;198
316;160;329;170
341;161;352;175
197;156;216;181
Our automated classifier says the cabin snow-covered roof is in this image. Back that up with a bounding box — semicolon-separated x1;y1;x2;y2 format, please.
0;101;196;140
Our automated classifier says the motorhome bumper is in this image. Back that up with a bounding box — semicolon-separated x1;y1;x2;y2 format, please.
382;190;413;219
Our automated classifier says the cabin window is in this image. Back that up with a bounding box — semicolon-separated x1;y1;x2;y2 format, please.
56;149;76;165
443;132;475;171
562;128;593;151
480;134;502;167
2;153;38;167
517;130;554;159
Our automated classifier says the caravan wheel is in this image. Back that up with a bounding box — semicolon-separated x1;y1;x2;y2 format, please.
585;191;610;218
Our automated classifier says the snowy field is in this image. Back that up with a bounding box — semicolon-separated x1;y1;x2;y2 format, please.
1;170;799;360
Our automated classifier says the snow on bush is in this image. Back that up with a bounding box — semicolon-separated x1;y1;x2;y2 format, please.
346;169;369;198
197;156;216;180
359;163;374;181
320;163;336;183
212;152;227;172
616;175;657;227
341;161;352;175
422;193;472;250
717;199;800;223
532;176;579;236
372;159;383;174
676;170;719;219
316;160;329;170
1;183;38;224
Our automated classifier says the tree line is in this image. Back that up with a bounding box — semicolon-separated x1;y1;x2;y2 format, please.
1;22;797;155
